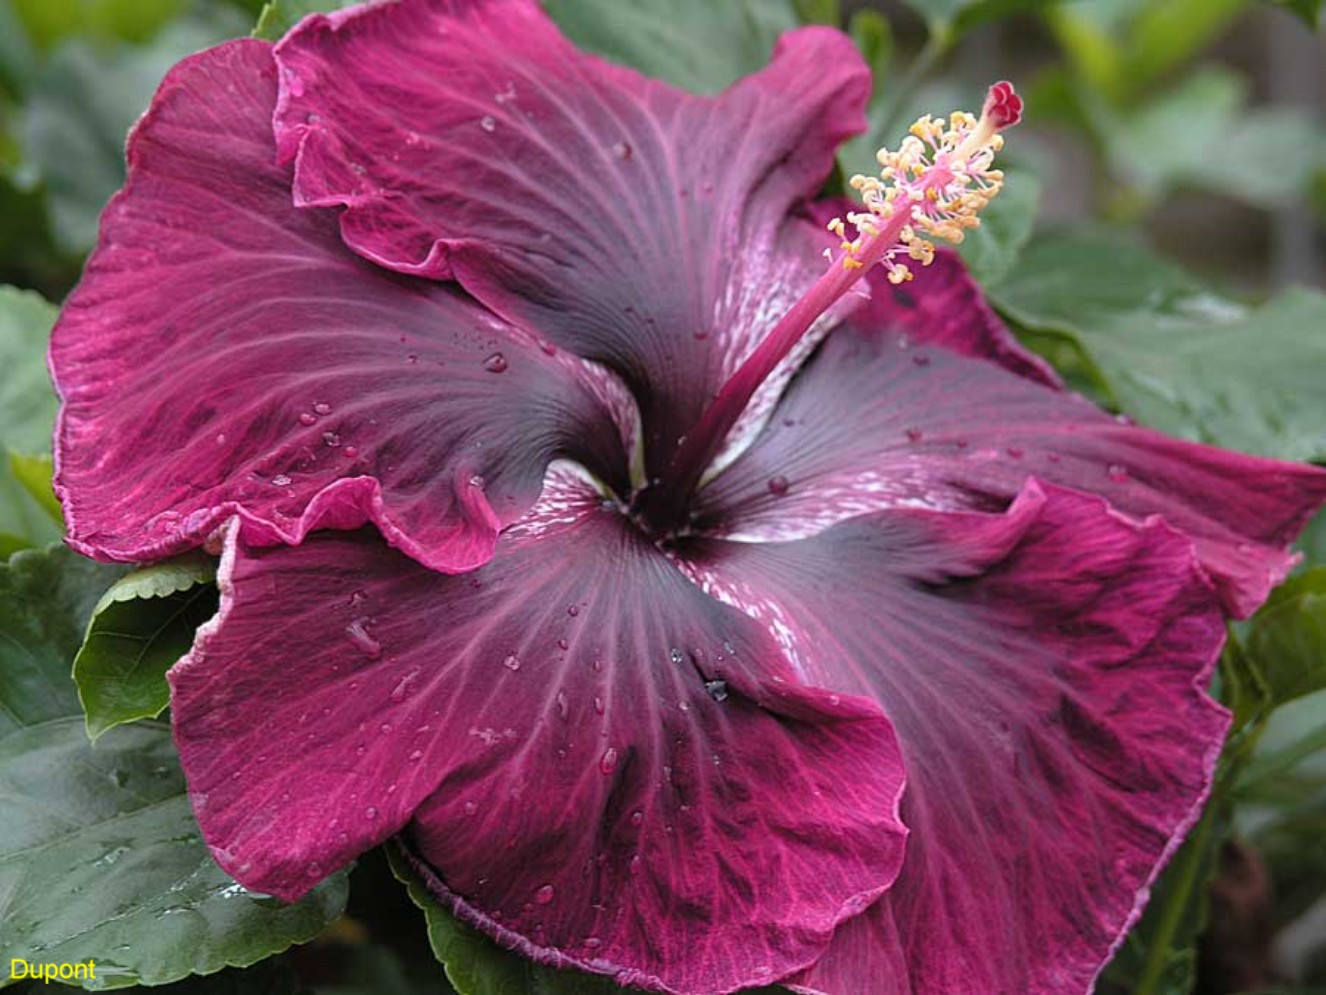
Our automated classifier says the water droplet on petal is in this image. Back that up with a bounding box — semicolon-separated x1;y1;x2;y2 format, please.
556;691;569;719
343;445;359;458
599;747;619;774
313;402;333;416
630;809;644;826
344;619;381;660
215;433;227;445
567;604;580;617
1006;446;1024;459
535;884;555;905
271;473;292;487
767;474;790;496
705;679;729;702
298;412;317;426
463;801;478;816
504;654;521;672
912;353;931;367
1106;464;1130;483
408;749;423;762
406;353;419;364
483;352;508;373
323;431;341;447
669;647;683;664
469;473;486;489
365;806;378;820
480;114;497;132
905;427;923;443
612;141;632;160
593;695;604;715
585;936;602;950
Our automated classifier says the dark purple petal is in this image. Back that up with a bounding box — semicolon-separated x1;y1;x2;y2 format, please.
51;39;626;573
698;284;1326;617
169;467;907;994
685;483;1230;993
272;0;870;478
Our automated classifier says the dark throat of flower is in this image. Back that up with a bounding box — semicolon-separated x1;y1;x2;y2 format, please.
633;82;1023;536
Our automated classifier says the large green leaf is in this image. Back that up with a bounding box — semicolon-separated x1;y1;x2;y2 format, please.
541;0;801;93
74;552;218;739
0;288;62;555
19;11;247;254
0;545;347;991
990;232;1326;462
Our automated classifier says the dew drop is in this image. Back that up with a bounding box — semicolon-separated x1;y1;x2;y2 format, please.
215;433;227;445
905;427;923;443
1106;464;1130;483
344;619;381;660
591;658;603;673
503;654;521;672
612;141;632;160
593;695;604;715
480;114;497;132
483;352;508;373
557;638;569;650
629;855;642;875
912;353;931;367
535;884;555;905
669;647;684;664
313;402;333;416
463;801;478;816
1006;446;1024;459
567;604;580;617
271;473;292;487
955;438;969;449
766;474;790;496
468;473;486;489
556;690;569;719
343;445;359;458
408;749;423;762
629;809;644;826
323;431;341;447
704;679;729;702
406;353;419;364
599;747;619;774
365;806;378;820
298;412;317;426
585;936;603;950
1046;452;1062;463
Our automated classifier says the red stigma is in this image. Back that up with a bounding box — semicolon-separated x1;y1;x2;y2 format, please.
983;80;1023;130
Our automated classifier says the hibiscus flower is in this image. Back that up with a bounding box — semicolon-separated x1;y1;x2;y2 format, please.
49;1;1326;992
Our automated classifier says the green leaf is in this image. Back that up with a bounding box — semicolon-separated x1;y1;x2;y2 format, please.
0;545;125;734
20;11;247;254
542;0;801;93
386;849;626;995
0;285;58;454
0;287;63;555
1102;67;1326;210
989;232;1326;462
250;0;356;42
0;545;347;991
74;552;218;739
8;452;61;525
1245;568;1326;709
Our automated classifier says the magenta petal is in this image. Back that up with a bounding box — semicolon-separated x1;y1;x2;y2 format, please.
688;483;1230;993
272;0;870;476
170;468;908;994
51;39;626;572
700;303;1326;617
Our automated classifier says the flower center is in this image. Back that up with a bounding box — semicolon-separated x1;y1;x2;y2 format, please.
635;82;1022;534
